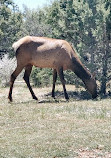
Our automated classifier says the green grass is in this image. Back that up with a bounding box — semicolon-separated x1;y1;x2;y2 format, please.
0;83;111;157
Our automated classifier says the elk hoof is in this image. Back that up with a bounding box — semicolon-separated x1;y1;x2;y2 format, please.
52;94;55;99
33;95;38;100
8;96;12;102
65;94;69;100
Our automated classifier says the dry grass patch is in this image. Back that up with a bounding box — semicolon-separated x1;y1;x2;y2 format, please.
0;83;111;157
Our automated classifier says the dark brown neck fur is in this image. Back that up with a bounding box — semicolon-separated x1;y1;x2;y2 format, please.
72;57;91;81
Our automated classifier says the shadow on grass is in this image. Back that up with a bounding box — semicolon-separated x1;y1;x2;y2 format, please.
45;90;111;102
45;90;93;101
8;99;37;105
10;90;110;104
9;91;92;105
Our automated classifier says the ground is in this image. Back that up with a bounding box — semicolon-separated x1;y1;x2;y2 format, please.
0;82;111;157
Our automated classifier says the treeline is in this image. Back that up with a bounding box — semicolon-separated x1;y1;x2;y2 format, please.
0;0;111;95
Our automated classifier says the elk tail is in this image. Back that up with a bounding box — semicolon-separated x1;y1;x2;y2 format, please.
12;36;30;52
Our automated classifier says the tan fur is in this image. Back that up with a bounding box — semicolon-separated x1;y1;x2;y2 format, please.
14;36;73;70
8;36;97;101
12;36;31;52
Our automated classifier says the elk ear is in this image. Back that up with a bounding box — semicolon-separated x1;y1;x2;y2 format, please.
92;72;96;79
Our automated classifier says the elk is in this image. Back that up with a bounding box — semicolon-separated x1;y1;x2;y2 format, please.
8;36;97;101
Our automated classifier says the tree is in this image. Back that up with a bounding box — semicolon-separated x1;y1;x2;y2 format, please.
0;0;22;57
46;0;111;95
21;6;51;37
91;0;111;94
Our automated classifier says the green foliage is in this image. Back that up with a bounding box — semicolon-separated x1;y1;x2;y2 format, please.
31;67;53;87
0;0;23;57
22;6;51;37
31;67;83;88
46;0;111;94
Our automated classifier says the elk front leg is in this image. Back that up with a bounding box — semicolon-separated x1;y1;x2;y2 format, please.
58;67;69;100
52;69;57;98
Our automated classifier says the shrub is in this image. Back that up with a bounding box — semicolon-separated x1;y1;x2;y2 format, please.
0;54;16;87
31;67;53;87
31;67;83;88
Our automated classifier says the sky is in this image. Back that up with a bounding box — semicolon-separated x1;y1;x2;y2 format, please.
13;0;52;11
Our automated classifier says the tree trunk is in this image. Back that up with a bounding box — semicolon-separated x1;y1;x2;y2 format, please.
100;55;107;94
100;23;109;95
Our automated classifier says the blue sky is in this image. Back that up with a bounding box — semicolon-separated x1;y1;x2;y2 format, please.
14;0;52;11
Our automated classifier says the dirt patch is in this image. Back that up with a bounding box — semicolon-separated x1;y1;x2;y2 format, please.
76;148;111;158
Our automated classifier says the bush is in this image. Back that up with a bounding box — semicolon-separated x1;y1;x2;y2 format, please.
31;67;53;87
0;54;16;87
31;67;83;88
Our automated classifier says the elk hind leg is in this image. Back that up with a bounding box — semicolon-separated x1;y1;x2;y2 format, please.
23;65;38;100
8;65;24;101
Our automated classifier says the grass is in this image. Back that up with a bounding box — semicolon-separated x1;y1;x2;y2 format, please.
0;82;111;157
